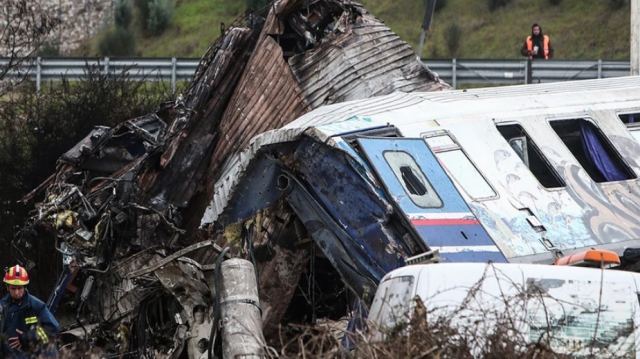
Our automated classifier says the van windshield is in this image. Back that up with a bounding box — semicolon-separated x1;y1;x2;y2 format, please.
368;275;415;332
370;265;638;358
526;277;636;358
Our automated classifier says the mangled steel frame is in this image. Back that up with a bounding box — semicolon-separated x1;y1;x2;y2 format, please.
18;0;447;357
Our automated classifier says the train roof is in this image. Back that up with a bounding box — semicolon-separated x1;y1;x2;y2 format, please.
202;76;640;226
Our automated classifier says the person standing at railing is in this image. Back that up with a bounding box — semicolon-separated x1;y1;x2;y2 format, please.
521;23;553;60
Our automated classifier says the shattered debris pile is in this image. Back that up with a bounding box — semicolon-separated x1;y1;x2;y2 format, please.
18;0;447;357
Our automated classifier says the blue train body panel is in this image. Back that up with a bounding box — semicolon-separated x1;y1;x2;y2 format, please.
357;137;507;263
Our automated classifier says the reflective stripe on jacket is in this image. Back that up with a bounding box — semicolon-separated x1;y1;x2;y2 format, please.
526;35;550;59
0;293;60;357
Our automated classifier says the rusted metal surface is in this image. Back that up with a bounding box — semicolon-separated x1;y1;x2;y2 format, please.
203;0;447;200
286;14;442;107
207;34;310;182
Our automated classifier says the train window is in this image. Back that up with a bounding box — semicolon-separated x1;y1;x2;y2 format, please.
383;151;443;208
618;113;640;143
619;113;640;125
437;150;496;199
550;119;635;183
497;124;565;188
425;134;496;199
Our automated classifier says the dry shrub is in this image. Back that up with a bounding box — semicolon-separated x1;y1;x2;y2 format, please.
271;301;569;358
269;264;623;358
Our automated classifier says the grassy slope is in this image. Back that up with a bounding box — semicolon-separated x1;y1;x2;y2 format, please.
122;0;630;60
361;0;630;60
135;0;245;57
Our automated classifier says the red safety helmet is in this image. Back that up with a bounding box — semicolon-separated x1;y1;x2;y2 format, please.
4;265;29;286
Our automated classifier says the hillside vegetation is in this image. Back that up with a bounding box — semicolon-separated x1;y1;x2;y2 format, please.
89;0;630;60
395;0;631;60
136;0;244;57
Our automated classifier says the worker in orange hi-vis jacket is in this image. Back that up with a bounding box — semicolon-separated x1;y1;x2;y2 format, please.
521;23;554;60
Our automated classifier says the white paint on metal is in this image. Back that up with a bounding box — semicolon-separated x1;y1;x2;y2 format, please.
201;77;640;264
633;0;639;75
436;245;501;253
369;263;640;357
407;212;475;220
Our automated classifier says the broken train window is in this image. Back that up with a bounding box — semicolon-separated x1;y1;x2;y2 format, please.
550;118;636;183
618;112;640;144
383;151;442;208
497;124;565;188
424;134;496;200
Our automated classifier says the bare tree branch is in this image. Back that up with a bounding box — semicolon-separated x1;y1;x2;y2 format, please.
0;0;59;95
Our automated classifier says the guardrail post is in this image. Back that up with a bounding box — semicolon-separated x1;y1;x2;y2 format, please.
452;58;457;89
104;56;109;77
525;59;532;84
597;59;603;79
171;57;177;94
36;57;42;92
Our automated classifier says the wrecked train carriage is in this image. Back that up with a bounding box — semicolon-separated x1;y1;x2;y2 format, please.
202;77;640;286
19;0;448;356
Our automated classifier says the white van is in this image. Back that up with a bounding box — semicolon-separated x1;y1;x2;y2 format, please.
368;263;640;358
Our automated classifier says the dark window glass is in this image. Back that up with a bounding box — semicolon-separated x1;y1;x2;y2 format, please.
618;113;640;144
399;166;427;195
383;151;442;208
619;113;640;125
550;119;635;183
497;124;565;188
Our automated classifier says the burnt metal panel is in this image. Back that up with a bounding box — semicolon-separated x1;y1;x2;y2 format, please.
216;152;287;225
144;27;259;210
287;138;409;295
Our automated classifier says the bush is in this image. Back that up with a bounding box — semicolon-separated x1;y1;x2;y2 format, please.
0;69;173;296
98;27;136;56
444;23;462;57
246;0;269;11
114;0;133;29
136;0;174;35
278;296;573;358
609;0;627;9
487;0;512;11
548;0;562;5
36;41;60;57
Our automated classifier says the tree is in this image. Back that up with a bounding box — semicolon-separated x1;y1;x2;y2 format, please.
0;0;58;95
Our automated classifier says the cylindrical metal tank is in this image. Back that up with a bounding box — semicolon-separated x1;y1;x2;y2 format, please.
220;258;265;358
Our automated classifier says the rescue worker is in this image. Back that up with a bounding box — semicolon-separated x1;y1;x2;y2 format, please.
0;265;60;358
521;23;553;60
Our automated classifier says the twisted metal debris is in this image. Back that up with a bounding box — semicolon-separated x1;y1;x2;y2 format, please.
17;0;447;357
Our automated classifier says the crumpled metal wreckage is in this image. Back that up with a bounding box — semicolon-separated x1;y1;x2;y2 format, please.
17;0;447;357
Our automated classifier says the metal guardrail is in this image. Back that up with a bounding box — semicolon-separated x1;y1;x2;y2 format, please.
428;59;631;88
0;57;200;92
0;57;631;91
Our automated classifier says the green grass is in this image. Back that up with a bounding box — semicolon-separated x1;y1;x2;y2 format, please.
136;0;244;57
83;0;245;57
361;0;630;60
87;0;630;60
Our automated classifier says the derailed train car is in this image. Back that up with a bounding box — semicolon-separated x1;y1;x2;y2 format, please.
15;0;640;356
201;76;640;301
202;77;640;356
